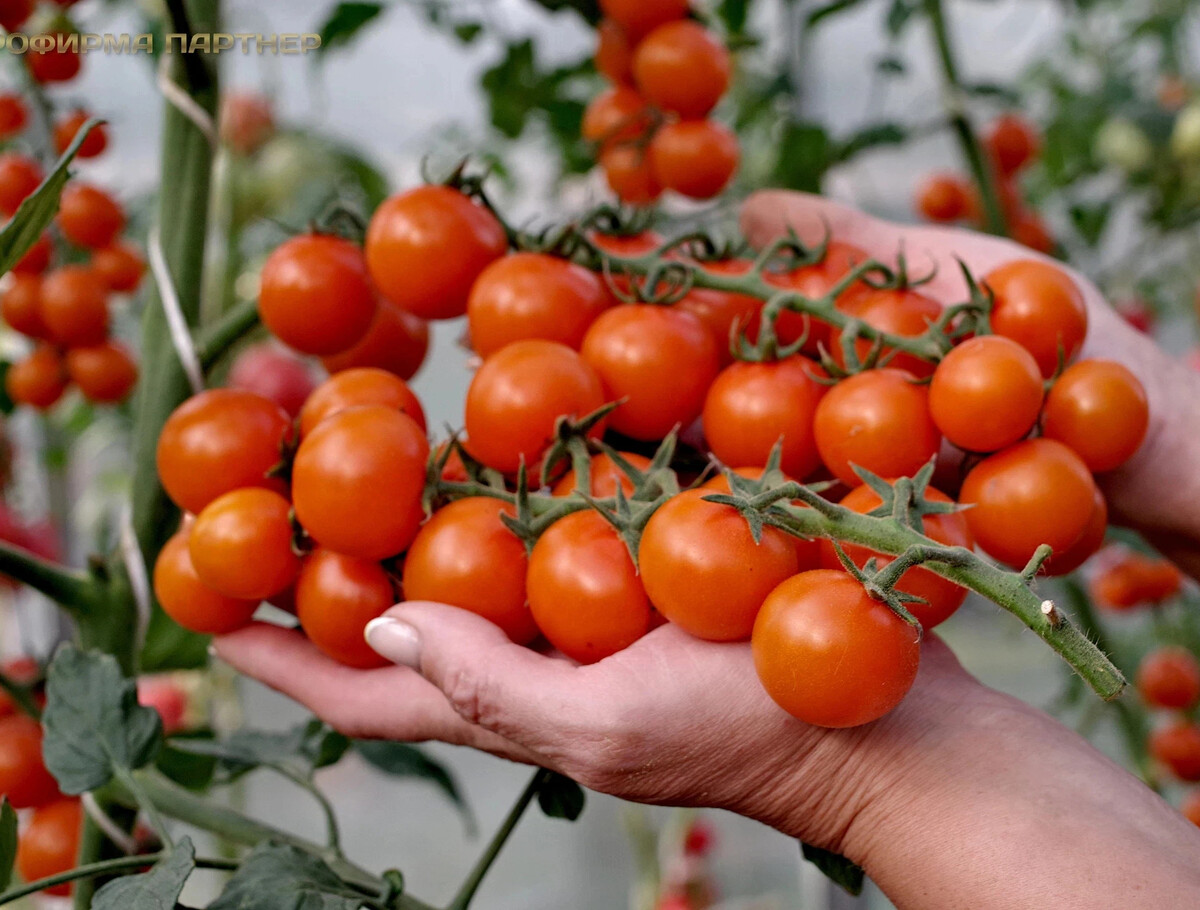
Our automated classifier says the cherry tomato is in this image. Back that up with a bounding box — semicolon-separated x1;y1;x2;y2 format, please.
0;714;60;808
300;368;425;438
929;335;1044;452
2;273;49;339
12;232;52;275
296;549;395;669
1042;359;1148;472
258;234;376;356
1090;552;1182;610
552;451;653;497
365;186;507;321
820;484;972;628
1182;790;1200;828
813;369;941;487
292;406;428;560
595;19;634;84
752;570;919;727
598;0;689;40
649;120;739;200
468;253;611;358
0;657;39;718
678;260;763;363
465;340;606;473
6;345;68;410
1138;648;1200;711
0;0;31;30
17;799;81;896
916;173;970;221
90;242;145;293
831;287;941;378
639;489;799;641
57;184;124;249
321;299;429;380
402;498;537;644
528;510;651;663
702;356;825;479
986;114;1040;175
959;438;1096;567
0;93;27;139
154;530;260;634
227;343;315;417
582;305;718;441
582;86;652;149
39;265;109;347
157;389;292;515
1150;721;1200;782
983;260;1087;377
1010;210;1055;254
1114;297;1153;334
26;33;81;84
633;21;730;120
762;241;868;355
1043;487;1106;577
701;467;822;569
590;229;663;295
189;488;299;600
220;93;275;155
0;153;42;215
600;145;663;206
65;341;138;404
53;110;107;158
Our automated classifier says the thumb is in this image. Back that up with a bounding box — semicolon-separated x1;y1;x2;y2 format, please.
739;189;903;255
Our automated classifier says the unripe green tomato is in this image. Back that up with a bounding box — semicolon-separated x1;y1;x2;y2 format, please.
1094;118;1153;173
1170;102;1200;161
255;134;337;211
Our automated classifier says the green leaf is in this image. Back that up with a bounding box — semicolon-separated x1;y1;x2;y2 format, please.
0;363;12;415
885;0;916;36
536;771;585;821
0;118;102;275
801;842;865;896
453;22;484;43
172;720;350;780
208;844;366;910
716;0;751;34
1068;202;1112;247
92;837;196;910
770;121;833;192
41;645;163;794
834;122;907;162
0;798;16;892
354;741;471;821
315;2;384;56
807;0;867;28
966;81;1022;106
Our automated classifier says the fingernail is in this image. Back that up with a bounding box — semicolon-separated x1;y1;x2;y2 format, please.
365;617;422;669
206;643;219;661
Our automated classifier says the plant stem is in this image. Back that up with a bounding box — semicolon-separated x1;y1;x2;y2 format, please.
0;541;97;615
446;769;548;910
0;852;241;907
922;0;1008;236
270;764;342;854
0;671;40;719
196;297;261;370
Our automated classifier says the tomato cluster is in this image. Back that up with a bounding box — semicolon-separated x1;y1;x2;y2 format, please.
586;0;739;204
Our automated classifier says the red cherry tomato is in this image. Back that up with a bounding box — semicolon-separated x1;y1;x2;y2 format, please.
57;184;124;249
220;93;275;155
633;21;730;120
0;714;61;808
1042;359;1149;472
701;467;823;570
321;299;429;380
189;488;300;600
1090;552;1182;610
6;345;68;410
296;549;395;669
1043;487;1106;577
17;799;82;896
153;530;260;635
986;114;1040;175
53;110;107;158
227;343;316;417
2;273;49;339
12;232;52;275
649;120;739;200
830;287;941;379
65;341;139;404
762;241;869;355
0;93;28;139
26;32;82;84
595;19;634;84
582;86;652;149
678;260;763;363
1150;721;1200;782
300;368;425;438
90;241;145;292
983;260;1087;377
0;153;42;215
599;145;663;207
1138;648;1200;711
598;0;689;40
39;265;109;347
552;451;653;497
916;173;970;222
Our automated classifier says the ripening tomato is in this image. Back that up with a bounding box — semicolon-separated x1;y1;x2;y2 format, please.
639;489;799;641
220;93;275;155
0;153;42;215
582;305;718;441
701;467;822;570
1042;359;1149;472
300;368;425;438
552;451;653;497
678;260;763;362
157;389;292;515
599;145;663;207
590;230;663;259
762;241;868;354
65;341;138;404
26;33;82;84
983;260;1087;377
321;299;429;380
137;678;189;735
986;114;1040;175
633;21;730;120
90;242;145;293
258;234;376;356
402;498;538;644
582;86;652;149
6;345;68;410
0;0;31;30
1183;791;1200;828
39;265;109;347
1115;297;1153;334
2;273;49;339
916;173;970;222
0;714;60;808
296;549;395;669
831;287;941;378
366;186;507;321
12;232;52;275
467;253;611;358
465;340;606;473
17;799;81;896
1090;552;1182;610
0;657;38;718
57;184;124;249
752;570;920;727
595;19;634;84
929;335;1044;453
1010;210;1055;254
154;531;260;634
292;406;428;560
528;510;651;663
649;120;739;200
0;93;27;139
813;369;941;487
820;484;972;628
228;343;315;417
1150;721;1200;782
53;110;107;157
959;438;1096;567
598;0;689;40
1043;487;1106;577
1138;648;1200;711
189;488;300;600
702;356;825;479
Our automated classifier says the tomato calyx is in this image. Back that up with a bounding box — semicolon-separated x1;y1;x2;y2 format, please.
309;205;368;245
850;460;962;536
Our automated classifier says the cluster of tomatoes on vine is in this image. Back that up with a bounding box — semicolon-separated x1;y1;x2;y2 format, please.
584;0;739;204
0;0;85;85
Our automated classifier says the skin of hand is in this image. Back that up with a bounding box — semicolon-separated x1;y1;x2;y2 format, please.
215;191;1200;909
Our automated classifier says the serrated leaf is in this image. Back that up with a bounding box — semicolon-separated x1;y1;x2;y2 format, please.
537;771;585;821
801;842;865;896
172;720;350;780
92;837;195;910
354;741;471;822
208;844;366;910
41;645;163;794
0;798;16;892
316;2;384;56
0;118;101;275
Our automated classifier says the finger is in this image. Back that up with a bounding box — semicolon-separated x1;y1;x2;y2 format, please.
213;622;537;762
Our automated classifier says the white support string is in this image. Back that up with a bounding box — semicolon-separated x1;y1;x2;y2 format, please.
155;53;218;150
120;505;153;659
147;221;205;395
82;792;140;855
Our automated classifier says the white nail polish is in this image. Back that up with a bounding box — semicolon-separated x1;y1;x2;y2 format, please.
365;617;422;669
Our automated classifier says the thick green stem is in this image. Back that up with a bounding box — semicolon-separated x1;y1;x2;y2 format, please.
197;298;261;370
0;541;98;612
0;852;241;907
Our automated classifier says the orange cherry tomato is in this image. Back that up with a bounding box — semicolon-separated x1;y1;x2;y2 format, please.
1043;487;1106;577
1090;552;1182;610
65;341;138;403
633;21;730;120
986;114;1040;175
38;265;109;347
598;0;689;40
582;86;652;149
189;488;300;600
1138;647;1200;711
0;153;41;215
57;184;124;249
153;530;260;635
552;451;653;496
595;19;634;84
830;287;941;378
915;173;970;222
17;799;82;896
649;120;739;200
599;145;663;206
53;109;107;157
983;260;1087;377
1150;721;1200;782
321;299;429;381
1042;359;1149;472
300;368;425;438
701;467;823;570
6;345;69;410
296;549;395;669
2;273;49;339
0;714;61;809
90;242;145;292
